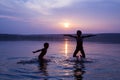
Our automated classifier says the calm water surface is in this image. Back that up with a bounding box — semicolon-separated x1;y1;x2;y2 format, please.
0;41;120;80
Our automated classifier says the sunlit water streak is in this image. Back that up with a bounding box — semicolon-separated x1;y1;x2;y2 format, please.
0;41;120;80
65;40;68;58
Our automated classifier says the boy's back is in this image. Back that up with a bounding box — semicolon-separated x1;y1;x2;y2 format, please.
33;43;49;60
39;48;47;59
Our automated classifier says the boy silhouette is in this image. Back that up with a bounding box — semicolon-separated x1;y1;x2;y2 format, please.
33;43;49;61
64;30;96;58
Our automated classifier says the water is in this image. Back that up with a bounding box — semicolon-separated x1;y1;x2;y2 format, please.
0;41;120;80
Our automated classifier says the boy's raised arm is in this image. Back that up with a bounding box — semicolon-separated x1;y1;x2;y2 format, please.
32;49;42;53
82;34;96;38
64;34;76;38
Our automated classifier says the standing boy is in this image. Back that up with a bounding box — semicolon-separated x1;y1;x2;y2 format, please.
64;30;96;58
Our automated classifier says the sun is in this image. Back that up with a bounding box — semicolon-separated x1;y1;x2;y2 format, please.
63;22;70;28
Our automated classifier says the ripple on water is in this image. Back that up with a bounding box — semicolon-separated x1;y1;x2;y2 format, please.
0;56;96;80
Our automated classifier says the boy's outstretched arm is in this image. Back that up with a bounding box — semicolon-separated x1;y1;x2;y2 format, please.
32;49;42;53
64;34;76;38
82;34;96;38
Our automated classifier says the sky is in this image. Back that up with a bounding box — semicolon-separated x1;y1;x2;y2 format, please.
0;0;120;34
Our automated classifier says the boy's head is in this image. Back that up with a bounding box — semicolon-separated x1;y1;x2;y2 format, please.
77;30;82;36
44;42;49;49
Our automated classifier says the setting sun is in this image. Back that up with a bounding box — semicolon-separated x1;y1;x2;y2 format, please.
63;22;70;28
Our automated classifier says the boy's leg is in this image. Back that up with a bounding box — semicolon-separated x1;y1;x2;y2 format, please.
80;49;86;58
73;49;79;57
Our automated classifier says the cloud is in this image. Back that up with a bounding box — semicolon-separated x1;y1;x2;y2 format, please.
24;0;76;15
0;1;119;18
0;0;76;15
0;0;120;13
0;0;79;24
0;15;19;20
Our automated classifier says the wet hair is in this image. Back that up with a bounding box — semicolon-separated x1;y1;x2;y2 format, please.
44;42;49;48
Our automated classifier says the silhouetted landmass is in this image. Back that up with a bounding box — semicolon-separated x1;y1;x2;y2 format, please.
0;34;66;41
0;33;120;43
84;33;120;43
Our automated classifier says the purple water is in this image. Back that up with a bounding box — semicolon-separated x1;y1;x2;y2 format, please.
0;41;120;80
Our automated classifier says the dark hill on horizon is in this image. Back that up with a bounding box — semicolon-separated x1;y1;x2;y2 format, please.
0;33;120;43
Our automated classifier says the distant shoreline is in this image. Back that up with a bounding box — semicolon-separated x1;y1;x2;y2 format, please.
0;33;120;43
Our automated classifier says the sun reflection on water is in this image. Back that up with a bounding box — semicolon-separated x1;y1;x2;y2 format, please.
65;40;68;58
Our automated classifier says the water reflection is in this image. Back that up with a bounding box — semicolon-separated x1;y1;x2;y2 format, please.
64;40;68;58
38;59;48;80
73;61;85;80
